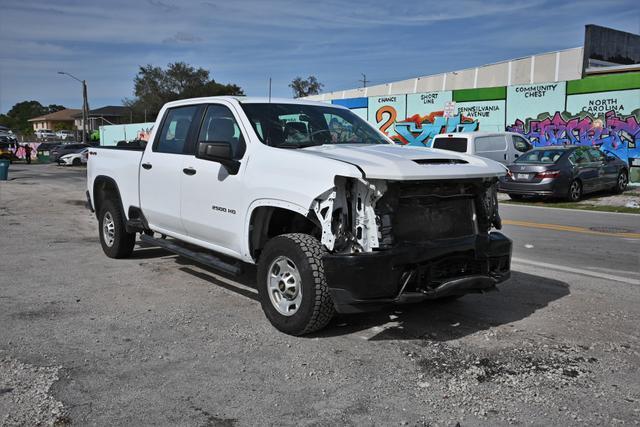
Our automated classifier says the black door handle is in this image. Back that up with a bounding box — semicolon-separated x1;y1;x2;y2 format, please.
183;167;196;176
142;163;152;170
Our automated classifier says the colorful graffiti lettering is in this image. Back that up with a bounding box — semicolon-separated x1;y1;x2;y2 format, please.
137;126;153;141
507;110;639;163
392;111;479;146
13;143;40;161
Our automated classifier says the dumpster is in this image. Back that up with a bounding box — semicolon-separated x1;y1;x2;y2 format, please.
36;147;51;163
0;159;9;180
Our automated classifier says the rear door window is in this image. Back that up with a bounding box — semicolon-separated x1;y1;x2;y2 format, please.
587;148;605;163
154;106;199;154
569;149;591;165
432;137;468;152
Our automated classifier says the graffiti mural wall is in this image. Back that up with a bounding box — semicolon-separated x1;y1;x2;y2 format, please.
100;122;155;146
507;88;640;167
331;71;640;181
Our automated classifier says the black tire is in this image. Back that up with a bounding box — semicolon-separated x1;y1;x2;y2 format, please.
613;170;628;194
72;157;81;166
567;180;582;202
508;193;524;200
257;233;335;335
98;199;136;258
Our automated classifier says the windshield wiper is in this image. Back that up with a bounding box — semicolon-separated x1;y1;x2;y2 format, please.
277;142;324;149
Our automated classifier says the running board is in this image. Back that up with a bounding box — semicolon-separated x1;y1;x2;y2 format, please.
139;234;242;276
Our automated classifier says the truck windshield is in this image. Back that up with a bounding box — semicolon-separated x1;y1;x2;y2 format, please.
240;103;390;148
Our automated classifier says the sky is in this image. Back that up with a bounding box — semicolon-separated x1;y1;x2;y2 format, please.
0;0;639;113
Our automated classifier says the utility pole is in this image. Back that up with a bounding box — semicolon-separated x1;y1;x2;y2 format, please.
359;73;369;88
82;80;89;143
58;71;89;143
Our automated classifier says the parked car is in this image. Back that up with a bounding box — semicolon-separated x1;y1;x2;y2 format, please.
50;143;90;162
58;148;88;166
499;146;628;201
0;130;18;144
35;129;57;139
0;142;19;162
56;130;75;140
87;96;512;335
431;132;533;165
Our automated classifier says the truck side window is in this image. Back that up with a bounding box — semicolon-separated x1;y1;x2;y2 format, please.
198;105;246;159
155;106;198;154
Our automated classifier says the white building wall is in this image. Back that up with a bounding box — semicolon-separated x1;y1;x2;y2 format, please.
311;47;584;101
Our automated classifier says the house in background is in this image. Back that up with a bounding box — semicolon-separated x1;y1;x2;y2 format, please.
73;106;132;132
28;108;81;131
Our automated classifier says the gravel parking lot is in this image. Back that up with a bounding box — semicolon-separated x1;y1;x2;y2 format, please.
1;164;639;426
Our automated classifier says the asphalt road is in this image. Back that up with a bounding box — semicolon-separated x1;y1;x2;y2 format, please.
501;204;640;284
1;164;639;426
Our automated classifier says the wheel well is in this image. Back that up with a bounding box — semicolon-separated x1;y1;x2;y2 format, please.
93;177;123;218
249;207;320;260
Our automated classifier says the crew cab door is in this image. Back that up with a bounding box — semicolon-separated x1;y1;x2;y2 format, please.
180;103;248;255
139;105;199;236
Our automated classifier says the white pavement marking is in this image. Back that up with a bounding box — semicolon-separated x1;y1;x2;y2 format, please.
512;257;640;285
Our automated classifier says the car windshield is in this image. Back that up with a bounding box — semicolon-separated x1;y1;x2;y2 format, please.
240;103;390;148
515;149;566;164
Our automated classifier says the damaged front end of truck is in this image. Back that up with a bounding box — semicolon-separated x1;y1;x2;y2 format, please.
311;176;512;313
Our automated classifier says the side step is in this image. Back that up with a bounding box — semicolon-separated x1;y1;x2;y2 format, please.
139;234;242;276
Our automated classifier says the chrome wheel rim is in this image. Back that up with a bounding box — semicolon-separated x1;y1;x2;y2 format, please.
618;173;627;191
103;211;115;247
570;182;580;200
267;256;302;316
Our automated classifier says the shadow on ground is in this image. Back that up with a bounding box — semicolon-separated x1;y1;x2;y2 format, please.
131;239;570;341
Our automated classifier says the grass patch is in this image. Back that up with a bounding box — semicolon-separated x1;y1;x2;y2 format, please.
502;199;640;214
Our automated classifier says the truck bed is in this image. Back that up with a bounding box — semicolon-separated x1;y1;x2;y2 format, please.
87;146;144;217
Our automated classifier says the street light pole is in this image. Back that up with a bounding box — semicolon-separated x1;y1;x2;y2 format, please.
58;71;89;143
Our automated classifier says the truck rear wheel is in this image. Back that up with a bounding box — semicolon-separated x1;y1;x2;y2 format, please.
257;233;335;335
99;199;136;258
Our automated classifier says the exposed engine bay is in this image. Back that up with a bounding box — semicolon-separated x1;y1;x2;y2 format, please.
312;176;502;255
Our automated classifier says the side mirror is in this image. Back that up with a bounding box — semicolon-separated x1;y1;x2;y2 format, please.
196;141;240;175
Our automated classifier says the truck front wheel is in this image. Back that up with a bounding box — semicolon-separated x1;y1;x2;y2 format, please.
257;233;335;335
98;199;136;258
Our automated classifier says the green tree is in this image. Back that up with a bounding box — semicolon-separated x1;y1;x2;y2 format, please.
124;62;244;121
0;101;67;135
289;76;324;98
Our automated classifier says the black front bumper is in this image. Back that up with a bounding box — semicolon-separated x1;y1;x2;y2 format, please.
323;232;512;313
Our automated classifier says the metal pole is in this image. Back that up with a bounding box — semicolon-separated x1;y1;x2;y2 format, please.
82;80;89;144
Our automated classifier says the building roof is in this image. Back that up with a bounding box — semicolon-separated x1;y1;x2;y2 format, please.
71;105;130;119
28;108;81;122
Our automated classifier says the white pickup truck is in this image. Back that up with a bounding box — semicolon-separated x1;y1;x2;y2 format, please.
87;96;512;335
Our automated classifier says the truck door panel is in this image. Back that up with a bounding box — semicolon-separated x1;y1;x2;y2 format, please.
139;105;199;235
181;103;247;253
